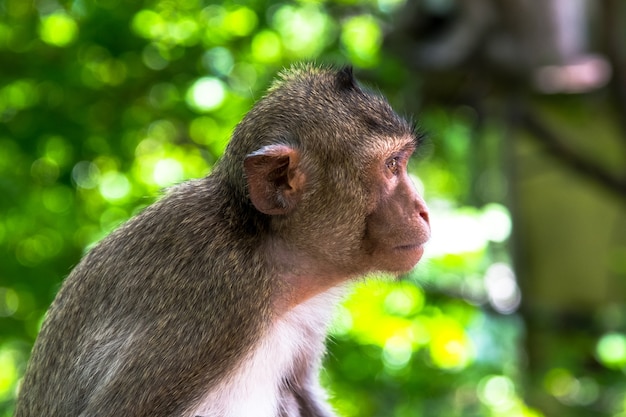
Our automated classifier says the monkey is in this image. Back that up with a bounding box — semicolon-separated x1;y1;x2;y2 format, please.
14;64;430;417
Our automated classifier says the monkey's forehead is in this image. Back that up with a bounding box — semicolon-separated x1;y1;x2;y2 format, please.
365;133;417;156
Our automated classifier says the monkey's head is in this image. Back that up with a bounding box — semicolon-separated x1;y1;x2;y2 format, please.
221;64;430;279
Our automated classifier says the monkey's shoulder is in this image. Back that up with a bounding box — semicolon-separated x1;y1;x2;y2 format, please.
70;176;260;290
96;177;236;251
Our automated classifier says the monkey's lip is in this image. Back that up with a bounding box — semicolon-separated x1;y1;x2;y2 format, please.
395;244;425;260
395;243;424;252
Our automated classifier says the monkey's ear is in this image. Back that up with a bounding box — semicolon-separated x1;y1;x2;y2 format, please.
244;144;305;216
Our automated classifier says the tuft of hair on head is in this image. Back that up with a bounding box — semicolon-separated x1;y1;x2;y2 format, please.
269;62;322;91
334;65;357;91
268;62;360;94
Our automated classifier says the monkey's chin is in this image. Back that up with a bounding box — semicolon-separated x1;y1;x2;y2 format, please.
391;244;425;273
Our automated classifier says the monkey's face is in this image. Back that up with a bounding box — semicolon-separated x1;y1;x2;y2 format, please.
240;65;430;279
361;135;431;274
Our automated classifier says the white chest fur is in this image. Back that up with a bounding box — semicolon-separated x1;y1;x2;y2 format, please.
190;287;346;417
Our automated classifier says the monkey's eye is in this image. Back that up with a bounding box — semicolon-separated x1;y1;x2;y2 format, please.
386;157;400;176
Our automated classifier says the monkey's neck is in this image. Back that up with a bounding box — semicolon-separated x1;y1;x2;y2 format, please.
266;237;357;313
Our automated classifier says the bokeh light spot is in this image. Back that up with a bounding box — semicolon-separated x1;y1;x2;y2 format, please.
484;263;521;314
186;77;226;112
383;282;424;316
224;7;258;37
0;80;39;111
39;13;79;47
428;317;473;370
596;333;626;369
272;5;333;58
99;171;131;201
0;288;19;317
132;9;166;40
340;15;381;67
0;348;19;400
153;158;184;187
202;47;234;76
72;161;101;189
383;335;413;369
480;203;512;242
142;43;169;70
251;30;282;63
478;375;516;411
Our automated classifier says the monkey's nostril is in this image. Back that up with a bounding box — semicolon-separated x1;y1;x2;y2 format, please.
420;210;429;224
414;198;430;225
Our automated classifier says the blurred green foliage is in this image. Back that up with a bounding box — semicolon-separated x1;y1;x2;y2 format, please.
3;0;616;416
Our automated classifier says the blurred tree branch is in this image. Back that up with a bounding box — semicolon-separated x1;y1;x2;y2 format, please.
519;107;626;198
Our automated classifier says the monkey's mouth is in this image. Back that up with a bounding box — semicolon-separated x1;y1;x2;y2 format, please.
395;243;424;252
395;244;425;262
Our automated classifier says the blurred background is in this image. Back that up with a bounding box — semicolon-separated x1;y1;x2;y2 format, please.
0;0;625;416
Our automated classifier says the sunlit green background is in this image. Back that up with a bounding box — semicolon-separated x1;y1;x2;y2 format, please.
1;0;625;416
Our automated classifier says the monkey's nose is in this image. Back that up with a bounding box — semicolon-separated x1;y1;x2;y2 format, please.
414;197;430;225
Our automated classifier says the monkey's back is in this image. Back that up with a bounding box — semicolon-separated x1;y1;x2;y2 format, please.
15;176;274;417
